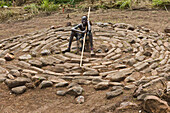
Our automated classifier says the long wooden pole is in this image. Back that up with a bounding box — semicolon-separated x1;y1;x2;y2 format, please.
80;7;91;67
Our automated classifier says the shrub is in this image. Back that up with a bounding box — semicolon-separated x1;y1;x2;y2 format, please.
24;4;39;14
115;0;131;9
152;0;170;7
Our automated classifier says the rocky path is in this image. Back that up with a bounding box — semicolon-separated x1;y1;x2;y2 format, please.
0;22;170;113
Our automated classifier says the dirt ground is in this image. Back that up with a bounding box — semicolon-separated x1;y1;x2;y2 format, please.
0;9;169;40
0;8;169;113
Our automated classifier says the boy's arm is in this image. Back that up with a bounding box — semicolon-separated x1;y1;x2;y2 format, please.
71;24;85;33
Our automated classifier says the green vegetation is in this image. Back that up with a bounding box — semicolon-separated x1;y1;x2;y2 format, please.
152;0;170;7
0;0;12;7
115;0;132;9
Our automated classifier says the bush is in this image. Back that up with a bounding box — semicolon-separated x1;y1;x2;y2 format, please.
0;0;12;7
115;0;131;9
24;4;39;14
40;0;59;11
152;0;170;7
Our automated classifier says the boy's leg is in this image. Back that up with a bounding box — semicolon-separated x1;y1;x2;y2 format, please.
88;32;94;55
63;31;77;53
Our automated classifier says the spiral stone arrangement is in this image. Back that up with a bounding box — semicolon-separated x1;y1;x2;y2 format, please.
0;22;169;112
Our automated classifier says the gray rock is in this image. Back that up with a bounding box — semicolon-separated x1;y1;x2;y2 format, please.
150;63;158;69
0;74;6;82
56;90;66;96
11;86;27;94
134;62;149;71
110;54;121;60
0;58;5;64
164;26;170;33
111;86;123;91
55;82;68;88
136;55;146;61
64;52;81;59
39;81;53;89
124;84;136;90
106;68;133;82
143;95;170;113
67;86;83;96
6;74;15;79
106;89;123;99
94;82;109;90
124;76;135;82
83;70;99;76
109;82;124;86
67;82;80;88
5;77;31;88
25;83;36;89
19;54;32;60
72;79;91;85
18;61;31;68
9;69;20;77
28;60;43;68
76;96;85;104
41;49;51;55
126;58;136;66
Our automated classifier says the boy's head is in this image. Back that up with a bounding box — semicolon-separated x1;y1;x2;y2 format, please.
81;16;87;26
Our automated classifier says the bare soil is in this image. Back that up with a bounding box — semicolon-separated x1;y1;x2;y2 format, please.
0;8;169;113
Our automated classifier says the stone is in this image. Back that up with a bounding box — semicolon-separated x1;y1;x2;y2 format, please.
115;101;138;112
67;86;83;96
109;82;124;86
83;70;99;76
150;63;158;69
111;86;123;91
64;52;81;59
126;58;136;66
25;83;36;89
114;64;127;69
134;62;149;71
4;53;15;61
41;49;51;55
72;79;91;85
67;82;80;88
39;81;53;89
94;82;109;90
124;84;136;90
136;55;146;61
106;89;123;99
167;82;170;94
9;69;20;77
106;68;133;82
55;82;68;88
0;74;6;82
19;54;32;60
164;26;170;33
76;96;85;104
18;61;31;68
28;60;43;68
11;86;27;94
5;77;31;88
124;76;135;82
143;95;170;113
56;90;66;96
0;58;5;64
6;74;15;79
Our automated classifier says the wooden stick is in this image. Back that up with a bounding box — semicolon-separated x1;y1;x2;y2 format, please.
80;7;91;67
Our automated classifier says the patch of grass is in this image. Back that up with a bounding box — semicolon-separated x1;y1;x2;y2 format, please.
0;10;17;22
24;4;39;14
0;0;12;7
40;0;59;12
152;0;170;7
115;0;132;9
